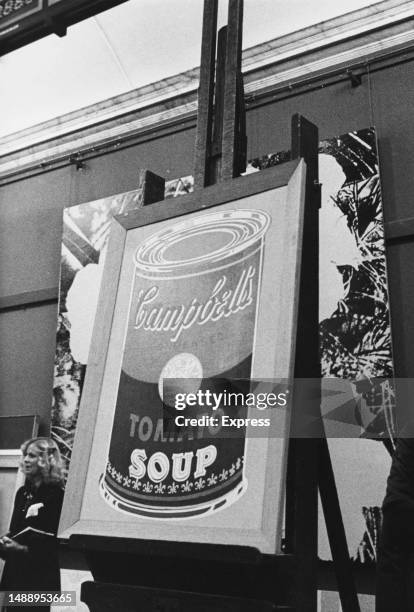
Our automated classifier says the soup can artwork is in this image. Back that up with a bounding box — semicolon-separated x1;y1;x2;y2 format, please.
100;208;271;519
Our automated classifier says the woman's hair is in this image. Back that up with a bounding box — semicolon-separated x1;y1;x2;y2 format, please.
20;437;65;485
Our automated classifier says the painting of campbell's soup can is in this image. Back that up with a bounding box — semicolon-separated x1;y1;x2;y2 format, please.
100;209;271;519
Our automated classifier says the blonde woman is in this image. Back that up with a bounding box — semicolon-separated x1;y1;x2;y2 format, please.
0;437;65;611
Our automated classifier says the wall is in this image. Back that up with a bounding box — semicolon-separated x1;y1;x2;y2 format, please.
0;54;413;434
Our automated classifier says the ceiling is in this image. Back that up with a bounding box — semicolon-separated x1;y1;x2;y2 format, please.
0;0;392;138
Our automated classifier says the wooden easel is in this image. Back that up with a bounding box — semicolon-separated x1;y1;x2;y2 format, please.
73;2;362;611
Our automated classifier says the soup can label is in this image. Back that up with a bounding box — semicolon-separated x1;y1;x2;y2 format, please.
100;209;270;519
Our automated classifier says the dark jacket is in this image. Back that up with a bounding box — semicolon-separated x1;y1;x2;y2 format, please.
0;481;64;591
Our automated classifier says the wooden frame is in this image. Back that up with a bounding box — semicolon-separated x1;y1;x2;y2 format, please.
59;160;306;554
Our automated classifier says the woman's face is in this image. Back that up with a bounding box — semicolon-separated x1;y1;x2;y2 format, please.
23;444;42;480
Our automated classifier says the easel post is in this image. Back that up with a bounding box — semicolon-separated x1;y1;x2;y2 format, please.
283;114;321;612
138;169;165;207
194;0;246;187
193;0;218;189
221;0;245;180
319;438;361;611
286;116;360;612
